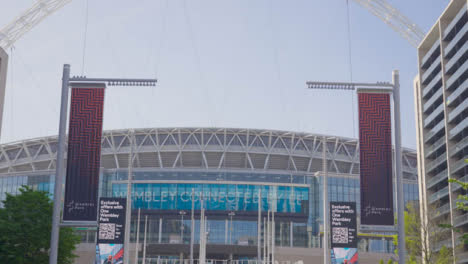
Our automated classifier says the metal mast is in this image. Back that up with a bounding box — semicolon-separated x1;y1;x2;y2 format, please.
0;0;425;50
352;0;425;47
0;0;72;49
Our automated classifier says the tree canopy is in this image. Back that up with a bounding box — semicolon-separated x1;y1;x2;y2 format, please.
0;186;80;264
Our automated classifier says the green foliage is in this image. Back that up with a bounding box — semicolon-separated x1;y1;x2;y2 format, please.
387;259;394;264
393;203;454;264
379;259;385;264
435;246;453;264
446;179;468;246
0;186;80;264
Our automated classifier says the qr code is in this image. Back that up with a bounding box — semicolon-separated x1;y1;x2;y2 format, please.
332;227;348;244
99;223;115;240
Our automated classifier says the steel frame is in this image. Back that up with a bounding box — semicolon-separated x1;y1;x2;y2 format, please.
0;127;418;180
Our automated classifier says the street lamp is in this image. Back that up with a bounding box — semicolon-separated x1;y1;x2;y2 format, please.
306;70;405;264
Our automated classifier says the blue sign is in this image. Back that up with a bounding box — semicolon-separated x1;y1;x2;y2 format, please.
112;183;308;214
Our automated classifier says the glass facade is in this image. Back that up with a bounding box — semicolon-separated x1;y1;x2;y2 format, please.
0;169;418;255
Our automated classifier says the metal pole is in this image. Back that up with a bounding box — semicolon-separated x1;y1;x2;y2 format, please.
135;208;141;264
272;211;275;264
190;189;195;264
142;215;148;264
393;70;405;264
263;217;266;263
257;191;261;262
49;64;70;264
267;211;270;264
322;136;330;264
124;130;134;264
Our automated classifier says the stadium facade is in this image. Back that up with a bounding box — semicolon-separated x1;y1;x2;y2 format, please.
0;127;419;263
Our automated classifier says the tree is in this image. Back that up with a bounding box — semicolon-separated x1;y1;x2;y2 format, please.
0;186;80;264
393;203;453;264
448;178;468;245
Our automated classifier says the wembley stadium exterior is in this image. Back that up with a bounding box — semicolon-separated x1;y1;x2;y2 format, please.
0;127;419;263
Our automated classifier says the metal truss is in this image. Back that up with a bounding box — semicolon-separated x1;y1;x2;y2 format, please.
0;0;425;50
353;0;425;47
0;128;417;181
0;0;71;49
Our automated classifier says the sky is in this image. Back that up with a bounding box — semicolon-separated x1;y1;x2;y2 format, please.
0;0;450;148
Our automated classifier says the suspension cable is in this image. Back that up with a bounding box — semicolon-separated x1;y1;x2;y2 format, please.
346;0;356;138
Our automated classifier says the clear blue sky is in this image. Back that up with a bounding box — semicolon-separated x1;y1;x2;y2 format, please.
0;0;449;149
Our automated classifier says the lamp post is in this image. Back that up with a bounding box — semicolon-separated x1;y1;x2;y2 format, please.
306;70;405;264
49;64;157;264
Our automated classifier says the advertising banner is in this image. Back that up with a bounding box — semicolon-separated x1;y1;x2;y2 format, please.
330;202;357;248
112;183;309;214
330;202;358;264
97;198;126;244
63;86;105;221
358;92;394;225
331;248;358;264
95;197;126;264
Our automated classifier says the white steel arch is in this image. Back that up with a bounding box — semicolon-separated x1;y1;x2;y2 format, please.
0;0;71;49
0;0;425;50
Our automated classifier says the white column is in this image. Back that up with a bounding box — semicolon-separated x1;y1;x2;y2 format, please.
142;215;148;264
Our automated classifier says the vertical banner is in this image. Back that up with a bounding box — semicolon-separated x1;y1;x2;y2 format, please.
330;202;358;264
63;86;105;221
358;93;394;225
96;197;126;264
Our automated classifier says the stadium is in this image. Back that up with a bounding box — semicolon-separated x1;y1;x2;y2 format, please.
0;127;419;263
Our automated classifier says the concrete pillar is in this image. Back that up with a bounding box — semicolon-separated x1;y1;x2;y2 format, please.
0;48;8;140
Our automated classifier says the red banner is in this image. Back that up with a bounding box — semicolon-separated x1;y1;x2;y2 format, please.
358;93;394;225
63;86;105;221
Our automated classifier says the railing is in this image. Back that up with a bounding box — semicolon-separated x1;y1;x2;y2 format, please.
424;103;444;128
429;185;450;204
424;88;443;113
425;119;446;144
443;3;468;40
431;202;451;219
450;135;468;157
446;59;468;90
433;237;453;251
452;175;468;192
445;38;468;73
425;136;446;158
427;169;448;189
447;78;468;107
448;98;468;123
454;213;468;227
426;153;447;174
423;72;442;98
445;22;468;57
456;251;468;264
422;57;441;84
421;40;440;69
449;118;467;140
451;157;468;174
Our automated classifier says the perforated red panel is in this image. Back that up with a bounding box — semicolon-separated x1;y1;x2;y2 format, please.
63;87;105;221
358;93;394;225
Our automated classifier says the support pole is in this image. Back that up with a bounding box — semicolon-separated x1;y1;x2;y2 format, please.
393;70;405;264
190;189;195;264
322;136;330;264
257;190;262;263
142;215;148;264
49;64;70;264
124;130;134;264
135;209;141;264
